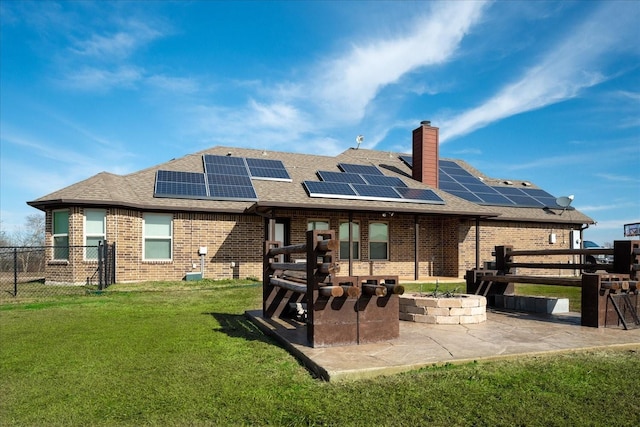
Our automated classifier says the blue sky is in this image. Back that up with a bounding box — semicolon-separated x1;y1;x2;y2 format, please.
1;0;638;245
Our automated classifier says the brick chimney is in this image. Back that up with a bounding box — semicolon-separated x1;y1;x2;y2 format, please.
412;120;439;188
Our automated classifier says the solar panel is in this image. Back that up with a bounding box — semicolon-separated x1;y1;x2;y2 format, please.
352;184;400;199
303;181;357;197
306;162;446;204
476;192;515;205
208;185;258;200
155;181;208;198
203;154;246;166
399;155;413;167
207;164;250;176
438;172;456;183
395;187;445;203
453;175;484;185
154;171;208;199
203;155;250;176
520;188;561;207
377;159;560;208
317;171;366;184
338;163;384;176
156;170;206;184
506;194;544;207
249;167;291;180
493;186;528;196
462;183;494;194
245;158;282;169
440;165;474;178
200;155;260;201
361;174;407;187
445;190;484;203
207;173;253;187
439;181;468;192
492;187;555;207
246;158;292;181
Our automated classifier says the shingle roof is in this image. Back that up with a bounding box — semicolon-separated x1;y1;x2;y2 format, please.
28;146;594;225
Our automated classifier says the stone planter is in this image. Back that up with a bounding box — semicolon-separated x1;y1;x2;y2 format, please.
399;293;487;324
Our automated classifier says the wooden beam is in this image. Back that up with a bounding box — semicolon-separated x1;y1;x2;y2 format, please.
318;286;344;298
507;262;611;270
271;262;340;274
506;248;614;257
267;239;338;257
362;284;388;296
269;277;307;294
384;283;405;295
478;275;582;287
341;285;361;298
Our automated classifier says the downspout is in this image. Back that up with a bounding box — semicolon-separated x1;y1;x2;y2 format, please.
578;223;590;276
475;217;480;270
414;215;419;280
348;211;353;276
267;209;277;241
580;222;590;240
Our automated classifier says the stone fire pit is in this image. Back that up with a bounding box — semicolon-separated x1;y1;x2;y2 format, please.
399;293;487;324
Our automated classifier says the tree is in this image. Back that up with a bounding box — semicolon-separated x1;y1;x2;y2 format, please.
12;214;46;273
0;220;10;246
14;214;45;247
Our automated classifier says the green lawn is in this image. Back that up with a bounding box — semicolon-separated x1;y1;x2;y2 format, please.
1;279;638;426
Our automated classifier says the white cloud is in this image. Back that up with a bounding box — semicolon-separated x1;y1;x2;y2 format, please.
70;19;163;59
248;99;307;130
72;31;140;59
191;2;489;153
62;66;143;91
311;1;488;124
2;129;94;166
594;173;638;183
146;75;199;94
578;202;638;213
440;2;640;142
1;125;135;176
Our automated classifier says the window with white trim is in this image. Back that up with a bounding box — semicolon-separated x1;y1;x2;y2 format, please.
143;213;172;261
52;210;69;260
84;209;106;261
339;221;360;260
307;220;329;231
369;222;388;260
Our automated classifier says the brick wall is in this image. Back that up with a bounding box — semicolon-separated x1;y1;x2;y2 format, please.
43;207;579;283
458;220;577;276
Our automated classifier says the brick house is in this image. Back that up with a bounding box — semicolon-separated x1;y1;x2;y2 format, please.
28;122;593;284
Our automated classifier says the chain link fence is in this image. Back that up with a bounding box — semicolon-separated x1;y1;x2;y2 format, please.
0;243;115;302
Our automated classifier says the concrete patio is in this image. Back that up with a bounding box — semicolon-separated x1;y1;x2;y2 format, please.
246;308;640;381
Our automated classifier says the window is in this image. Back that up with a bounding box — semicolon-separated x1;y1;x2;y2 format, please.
52;210;69;260
143;213;172;260
84;209;106;260
369;222;388;260
307;220;329;231
339;221;360;260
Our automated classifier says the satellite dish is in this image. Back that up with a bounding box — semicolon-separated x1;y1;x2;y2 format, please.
556;195;574;215
556;196;573;208
355;135;364;149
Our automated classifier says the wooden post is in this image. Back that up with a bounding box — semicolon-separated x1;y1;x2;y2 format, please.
494;245;513;273
581;273;603;327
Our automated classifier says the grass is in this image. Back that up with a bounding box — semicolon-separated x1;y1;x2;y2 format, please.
1;279;638;426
